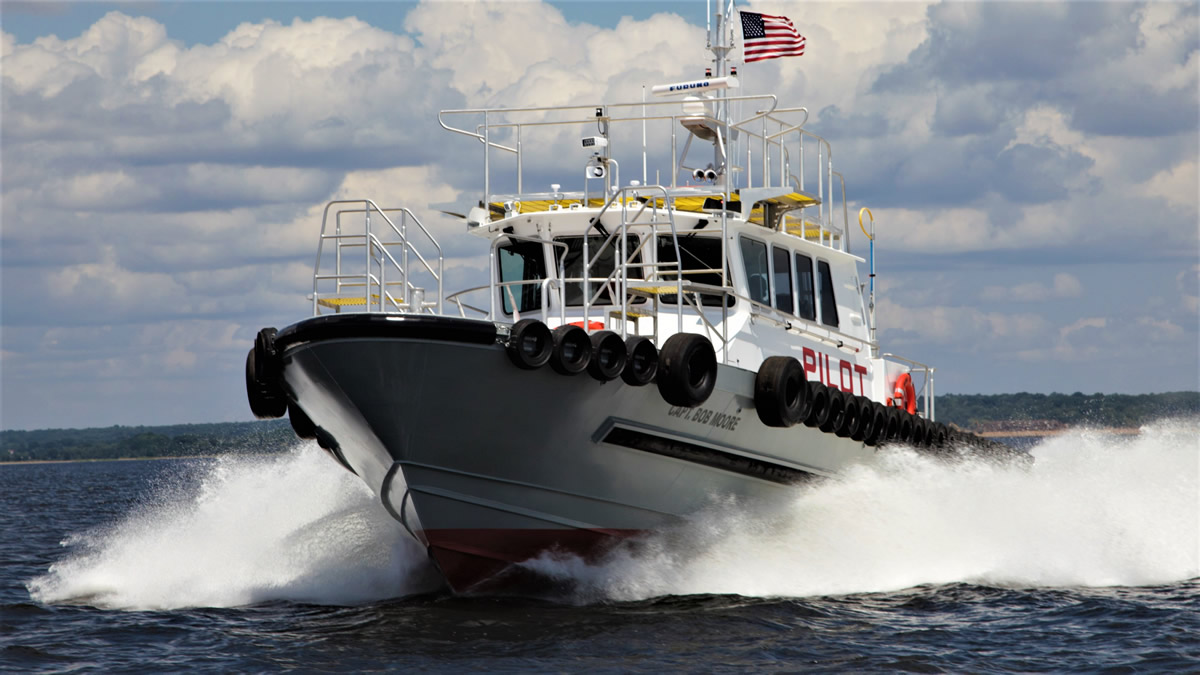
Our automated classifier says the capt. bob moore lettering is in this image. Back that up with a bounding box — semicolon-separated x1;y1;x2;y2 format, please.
667;405;740;431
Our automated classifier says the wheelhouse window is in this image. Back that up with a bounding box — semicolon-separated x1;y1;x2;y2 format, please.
497;240;546;314
656;235;734;307
739;236;770;305
772;246;794;314
555;235;641;305
817;260;839;328
795;253;816;321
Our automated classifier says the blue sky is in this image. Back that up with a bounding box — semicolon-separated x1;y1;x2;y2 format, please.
1;1;678;44
2;1;1197;430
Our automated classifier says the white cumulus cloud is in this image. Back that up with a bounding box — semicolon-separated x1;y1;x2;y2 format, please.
1;1;1197;428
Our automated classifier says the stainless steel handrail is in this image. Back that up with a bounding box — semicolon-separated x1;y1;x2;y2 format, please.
831;170;848;253
582;184;682;337
312;200;445;315
439;94;782;208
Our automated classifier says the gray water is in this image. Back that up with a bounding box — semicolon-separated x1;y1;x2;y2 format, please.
3;420;1198;671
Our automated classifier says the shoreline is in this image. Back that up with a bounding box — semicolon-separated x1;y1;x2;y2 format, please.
0;455;229;466
975;427;1142;438
2;426;1152;464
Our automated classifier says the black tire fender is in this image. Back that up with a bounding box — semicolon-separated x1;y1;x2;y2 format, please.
656;333;717;407
621;336;659;386
253;327;280;383
836;394;862;438
897;412;914;444
875;404;900;445
865;402;889;446
587;330;627;382
507;319;553;370
932;422;950;448
245;347;286;419
851;395;874;442
803;381;831;428
550;324;591;375
909;416;926;446
754;356;808;428
820;388;846;434
920;418;938;448
882;407;903;443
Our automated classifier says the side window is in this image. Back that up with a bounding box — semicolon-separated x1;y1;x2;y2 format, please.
739;237;770;305
795;253;815;321
656;235;734;307
772;246;794;314
497;240;546;314
817;260;839;328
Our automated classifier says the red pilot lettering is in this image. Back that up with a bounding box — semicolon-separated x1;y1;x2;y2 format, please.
800;347;863;395
803;347;817;378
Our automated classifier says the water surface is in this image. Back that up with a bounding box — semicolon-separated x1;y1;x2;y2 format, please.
4;421;1198;671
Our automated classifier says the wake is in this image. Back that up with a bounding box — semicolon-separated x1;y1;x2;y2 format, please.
542;418;1200;601
28;418;1199;609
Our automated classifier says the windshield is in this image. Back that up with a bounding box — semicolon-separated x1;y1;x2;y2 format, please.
555;235;642;305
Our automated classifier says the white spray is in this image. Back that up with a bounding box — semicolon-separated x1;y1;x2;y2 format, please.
28;445;441;610
28;419;1199;609
531;418;1200;602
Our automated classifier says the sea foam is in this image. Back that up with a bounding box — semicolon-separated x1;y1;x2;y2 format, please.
28;419;1199;609
27;446;440;610
542;418;1200;601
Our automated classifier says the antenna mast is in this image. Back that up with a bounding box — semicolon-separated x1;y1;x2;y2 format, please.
710;3;734;77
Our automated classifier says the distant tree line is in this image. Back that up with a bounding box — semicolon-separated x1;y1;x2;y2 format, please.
1;420;294;462
933;391;1199;429
2;391;1197;462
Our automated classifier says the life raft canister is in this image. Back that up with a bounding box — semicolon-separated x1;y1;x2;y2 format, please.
891;372;917;415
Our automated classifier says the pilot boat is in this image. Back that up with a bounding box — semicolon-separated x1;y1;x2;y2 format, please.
244;11;1013;593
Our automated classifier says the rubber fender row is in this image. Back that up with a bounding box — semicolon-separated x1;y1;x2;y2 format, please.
505;323;990;455
245;326;343;459
753;355;956;449
752;356;1025;460
505;320;719;408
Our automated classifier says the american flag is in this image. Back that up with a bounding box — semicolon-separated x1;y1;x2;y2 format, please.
740;11;805;63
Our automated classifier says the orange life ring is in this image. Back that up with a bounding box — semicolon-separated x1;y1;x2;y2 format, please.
891;373;917;415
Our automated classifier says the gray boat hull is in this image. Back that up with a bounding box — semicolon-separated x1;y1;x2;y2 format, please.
276;314;876;592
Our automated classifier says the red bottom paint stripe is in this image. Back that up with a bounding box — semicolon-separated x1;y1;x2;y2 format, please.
421;527;642;593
